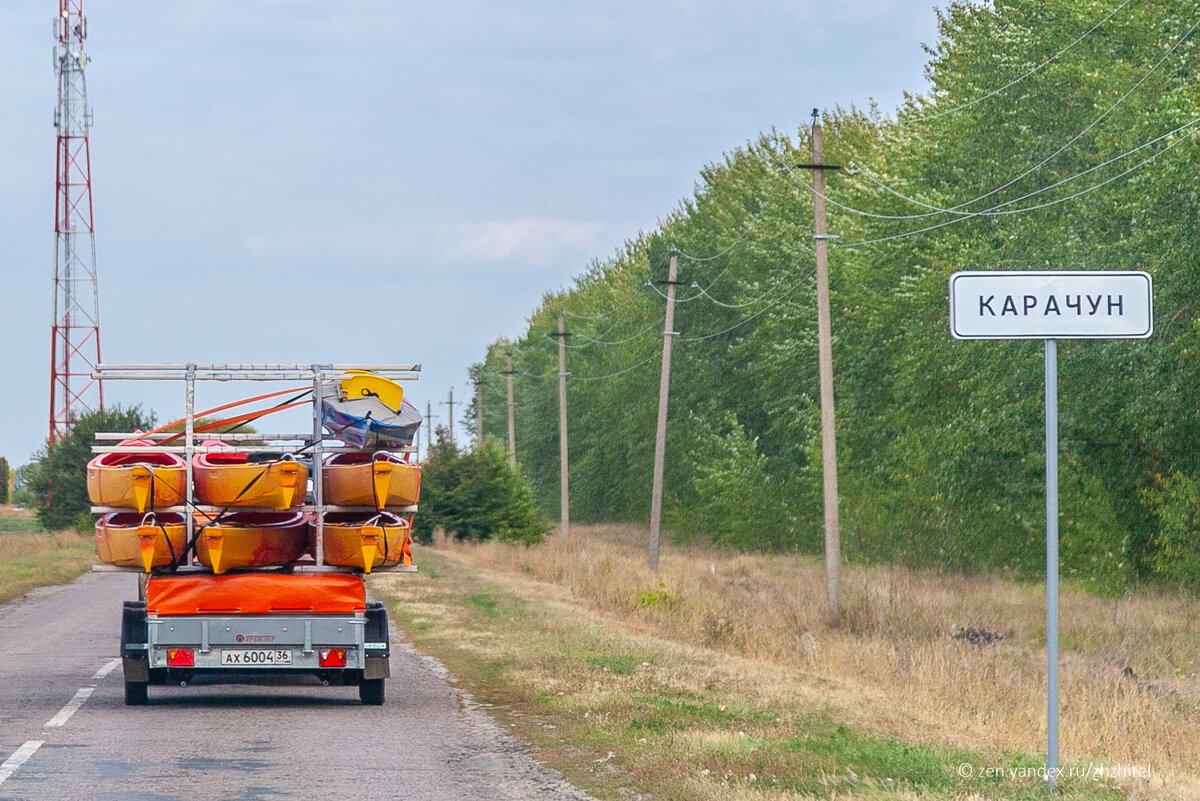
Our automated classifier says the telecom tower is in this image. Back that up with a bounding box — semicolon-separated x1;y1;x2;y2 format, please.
49;0;103;442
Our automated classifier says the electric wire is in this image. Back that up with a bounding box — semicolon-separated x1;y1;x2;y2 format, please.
838;118;1200;247
783;14;1200;225
568;353;660;382
688;272;794;309
679;269;817;343
901;0;1135;124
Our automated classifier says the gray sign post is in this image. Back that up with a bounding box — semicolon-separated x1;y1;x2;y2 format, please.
949;270;1152;786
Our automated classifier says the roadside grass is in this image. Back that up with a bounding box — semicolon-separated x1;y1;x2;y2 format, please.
0;506;95;605
370;545;1154;801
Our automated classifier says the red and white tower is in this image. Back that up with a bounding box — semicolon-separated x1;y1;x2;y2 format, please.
49;0;103;442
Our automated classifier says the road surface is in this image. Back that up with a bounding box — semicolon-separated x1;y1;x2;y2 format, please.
0;571;595;801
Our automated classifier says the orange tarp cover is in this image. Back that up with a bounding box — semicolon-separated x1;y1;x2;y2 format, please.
147;573;366;615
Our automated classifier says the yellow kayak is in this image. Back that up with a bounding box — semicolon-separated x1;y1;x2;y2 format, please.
193;444;308;509
323;452;420;509
87;438;187;513
320;511;412;573
95;512;188;573
194;511;311;575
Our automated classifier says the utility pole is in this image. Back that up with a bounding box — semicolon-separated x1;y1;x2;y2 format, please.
504;354;517;468
648;253;681;571
424;400;433;460
553;316;570;539
472;370;484;448
801;109;843;615
441;388;456;443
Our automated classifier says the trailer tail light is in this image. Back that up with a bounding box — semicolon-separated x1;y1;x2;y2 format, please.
166;648;194;667
319;649;347;667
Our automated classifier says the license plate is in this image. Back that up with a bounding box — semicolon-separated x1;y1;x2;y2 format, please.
220;649;293;666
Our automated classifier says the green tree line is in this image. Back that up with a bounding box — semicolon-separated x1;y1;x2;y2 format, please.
471;0;1200;592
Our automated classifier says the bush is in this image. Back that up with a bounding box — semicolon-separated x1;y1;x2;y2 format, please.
26;406;156;531
1142;472;1200;592
413;429;547;545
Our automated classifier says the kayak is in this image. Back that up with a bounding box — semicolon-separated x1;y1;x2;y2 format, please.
193;443;308;509
319;511;412;573
87;437;187;513
95;512;188;572
194;511;311;575
323;452;421;509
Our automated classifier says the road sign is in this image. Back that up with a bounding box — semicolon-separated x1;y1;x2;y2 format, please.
950;271;1152;340
948;269;1153;787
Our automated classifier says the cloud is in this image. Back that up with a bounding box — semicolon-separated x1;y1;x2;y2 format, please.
438;218;610;265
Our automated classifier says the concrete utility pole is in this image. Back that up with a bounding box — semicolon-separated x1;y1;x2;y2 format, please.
441;388;456;443
473;370;484;448
424;400;432;460
556;316;570;539
504;354;517;468
648;253;680;571
805;109;843;615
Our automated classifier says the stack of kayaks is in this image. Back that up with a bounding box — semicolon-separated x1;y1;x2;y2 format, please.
90;371;422;575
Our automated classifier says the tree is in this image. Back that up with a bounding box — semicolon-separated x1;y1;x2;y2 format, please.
412;428;547;545
0;457;9;504
27;406;156;531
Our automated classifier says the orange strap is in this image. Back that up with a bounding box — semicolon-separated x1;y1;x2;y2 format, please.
142;386;314;439
159;401;313;444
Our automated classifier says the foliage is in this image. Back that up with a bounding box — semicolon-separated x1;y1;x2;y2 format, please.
467;0;1200;591
10;464;36;507
413;428;548;545
1142;472;1200;592
26;406;156;532
0;457;8;505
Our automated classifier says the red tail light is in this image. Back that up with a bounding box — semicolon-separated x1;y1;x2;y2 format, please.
318;648;346;667
166;648;194;667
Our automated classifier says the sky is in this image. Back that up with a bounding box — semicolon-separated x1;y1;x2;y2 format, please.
0;1;940;465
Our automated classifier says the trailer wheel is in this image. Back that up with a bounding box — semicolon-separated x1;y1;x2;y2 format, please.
359;678;385;705
125;680;148;706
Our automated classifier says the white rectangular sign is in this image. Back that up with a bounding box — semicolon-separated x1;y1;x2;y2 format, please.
950;271;1152;340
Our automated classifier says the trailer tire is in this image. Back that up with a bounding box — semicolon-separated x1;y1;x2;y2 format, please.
359;678;385;705
125;680;148;706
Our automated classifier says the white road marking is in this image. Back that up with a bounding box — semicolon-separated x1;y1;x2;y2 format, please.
0;740;44;786
45;687;94;728
92;658;121;680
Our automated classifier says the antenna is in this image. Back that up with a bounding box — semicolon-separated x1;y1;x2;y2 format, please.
49;0;103;442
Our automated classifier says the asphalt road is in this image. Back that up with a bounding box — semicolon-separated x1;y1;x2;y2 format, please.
0;571;596;801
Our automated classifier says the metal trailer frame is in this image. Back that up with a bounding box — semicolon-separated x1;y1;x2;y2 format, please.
94;363;420;706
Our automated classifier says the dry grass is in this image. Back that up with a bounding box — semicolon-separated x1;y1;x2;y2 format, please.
0;506;96;604
430;525;1200;794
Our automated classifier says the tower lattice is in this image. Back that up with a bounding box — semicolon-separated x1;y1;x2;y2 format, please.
50;0;103;443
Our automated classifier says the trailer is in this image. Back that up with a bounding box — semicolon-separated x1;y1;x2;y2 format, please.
92;363;420;706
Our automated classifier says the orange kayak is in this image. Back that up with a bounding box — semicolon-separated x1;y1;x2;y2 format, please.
87;438;187;512
95;512;188;572
194;511;310;575
193;444;308;509
323;452;420;509
320;511;412;573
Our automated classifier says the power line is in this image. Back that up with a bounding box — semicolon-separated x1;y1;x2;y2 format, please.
568;353;659;382
785;15;1200;226
671;224;754;262
838;119;1200;248
688;272;793;309
901;0;1135;125
678;269;816;343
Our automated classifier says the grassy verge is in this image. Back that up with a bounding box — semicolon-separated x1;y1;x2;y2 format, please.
370;545;1153;801
0;507;96;605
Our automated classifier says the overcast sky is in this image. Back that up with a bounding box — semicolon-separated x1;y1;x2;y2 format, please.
0;1;939;465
